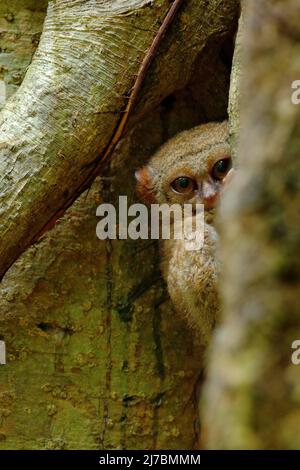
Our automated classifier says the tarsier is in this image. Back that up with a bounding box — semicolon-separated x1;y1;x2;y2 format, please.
135;121;233;345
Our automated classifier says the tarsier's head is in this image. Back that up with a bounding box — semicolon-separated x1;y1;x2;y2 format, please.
135;121;232;211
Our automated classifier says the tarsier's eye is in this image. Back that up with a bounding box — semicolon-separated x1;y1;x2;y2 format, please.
171;176;196;194
211;157;232;181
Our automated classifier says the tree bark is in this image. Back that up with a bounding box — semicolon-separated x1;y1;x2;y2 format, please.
203;0;300;449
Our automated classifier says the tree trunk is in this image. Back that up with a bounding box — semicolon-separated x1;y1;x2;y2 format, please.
0;0;239;280
0;0;239;450
203;0;300;449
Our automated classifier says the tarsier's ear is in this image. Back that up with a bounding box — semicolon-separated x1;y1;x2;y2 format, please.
135;166;156;204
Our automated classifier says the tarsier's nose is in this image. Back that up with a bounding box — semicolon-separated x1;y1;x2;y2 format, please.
201;181;219;210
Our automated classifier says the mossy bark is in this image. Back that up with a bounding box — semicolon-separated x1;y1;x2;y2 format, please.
0;0;48;106
203;0;300;449
0;0;239;450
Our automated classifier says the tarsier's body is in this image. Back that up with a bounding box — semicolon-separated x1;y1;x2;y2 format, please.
136;121;231;345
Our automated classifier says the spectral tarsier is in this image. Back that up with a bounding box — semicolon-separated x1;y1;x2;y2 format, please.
135;121;233;345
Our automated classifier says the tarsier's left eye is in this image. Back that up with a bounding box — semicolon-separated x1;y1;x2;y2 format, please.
171;176;196;194
211;157;232;181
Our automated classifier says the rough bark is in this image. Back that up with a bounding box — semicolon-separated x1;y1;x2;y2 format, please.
0;0;239;450
0;0;239;280
203;0;300;449
228;6;242;163
0;0;48;107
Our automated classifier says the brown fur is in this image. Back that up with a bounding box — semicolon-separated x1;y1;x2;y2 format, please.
135;121;230;345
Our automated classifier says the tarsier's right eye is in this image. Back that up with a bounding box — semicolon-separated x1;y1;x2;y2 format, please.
171;176;196;195
211;157;232;181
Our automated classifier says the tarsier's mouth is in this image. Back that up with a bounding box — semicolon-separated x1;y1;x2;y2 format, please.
203;193;219;210
189;192;219;211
